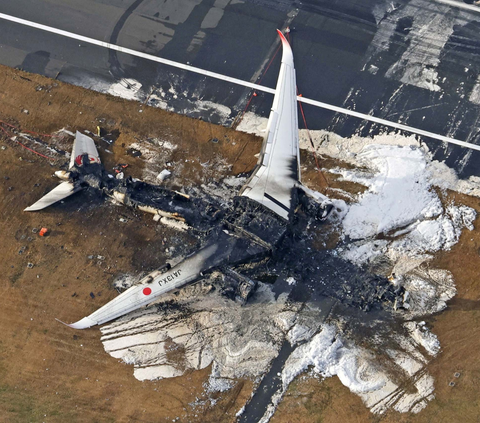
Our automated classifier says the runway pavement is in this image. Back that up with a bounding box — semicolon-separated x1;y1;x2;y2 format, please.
0;0;480;176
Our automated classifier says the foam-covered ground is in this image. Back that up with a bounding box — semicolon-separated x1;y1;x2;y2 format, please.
99;113;478;421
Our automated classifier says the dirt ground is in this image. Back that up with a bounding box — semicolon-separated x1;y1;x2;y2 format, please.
0;64;479;423
0;65;262;423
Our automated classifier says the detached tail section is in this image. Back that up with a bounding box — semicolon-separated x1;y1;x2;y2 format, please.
69;131;101;168
240;30;300;220
24;131;100;212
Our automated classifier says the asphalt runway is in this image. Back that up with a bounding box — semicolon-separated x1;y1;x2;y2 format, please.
0;0;480;176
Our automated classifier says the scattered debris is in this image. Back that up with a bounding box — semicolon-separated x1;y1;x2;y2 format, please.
113;163;128;173
27;263;34;269
127;148;142;157
285;277;296;285
157;169;171;182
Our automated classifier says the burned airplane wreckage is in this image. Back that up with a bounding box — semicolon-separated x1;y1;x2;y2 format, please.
25;31;407;329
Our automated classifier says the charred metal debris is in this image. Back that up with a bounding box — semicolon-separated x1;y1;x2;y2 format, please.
67;155;407;313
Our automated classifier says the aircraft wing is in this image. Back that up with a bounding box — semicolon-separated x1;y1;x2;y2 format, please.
69;131;101;169
24;181;80;211
59;243;221;329
240;30;300;220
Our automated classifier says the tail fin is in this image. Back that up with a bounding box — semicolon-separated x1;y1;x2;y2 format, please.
69;131;101;169
24;181;80;211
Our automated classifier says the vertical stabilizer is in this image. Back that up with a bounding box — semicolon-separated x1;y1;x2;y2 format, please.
69;131;101;169
24;131;100;212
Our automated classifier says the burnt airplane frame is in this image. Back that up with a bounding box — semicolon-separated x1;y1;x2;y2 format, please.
25;31;405;329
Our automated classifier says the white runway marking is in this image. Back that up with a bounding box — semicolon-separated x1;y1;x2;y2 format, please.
433;0;480;13
0;13;274;94
299;96;480;152
0;12;479;152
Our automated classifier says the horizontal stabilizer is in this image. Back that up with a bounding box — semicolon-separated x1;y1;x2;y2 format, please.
24;181;81;211
69;131;101;169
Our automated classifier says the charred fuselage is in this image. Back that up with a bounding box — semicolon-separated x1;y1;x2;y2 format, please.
69;156;406;315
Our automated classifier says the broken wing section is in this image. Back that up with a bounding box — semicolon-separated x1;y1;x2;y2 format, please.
240;30;299;220
24;181;80;212
60;243;222;329
69;130;101;169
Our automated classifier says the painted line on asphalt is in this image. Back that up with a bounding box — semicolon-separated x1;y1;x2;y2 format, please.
299;97;480;152
433;0;480;13
0;11;479;152
0;12;275;94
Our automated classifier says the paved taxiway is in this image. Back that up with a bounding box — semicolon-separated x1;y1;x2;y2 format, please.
0;0;480;176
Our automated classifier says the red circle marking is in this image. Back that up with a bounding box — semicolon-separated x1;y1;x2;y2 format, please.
143;287;152;296
75;155;98;166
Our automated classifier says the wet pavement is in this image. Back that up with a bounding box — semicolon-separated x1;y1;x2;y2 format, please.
238;296;335;423
0;0;480;176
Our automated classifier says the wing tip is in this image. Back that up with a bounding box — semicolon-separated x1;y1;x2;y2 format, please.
55;317;96;330
276;29;287;43
55;318;74;328
24;204;46;212
276;29;293;64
